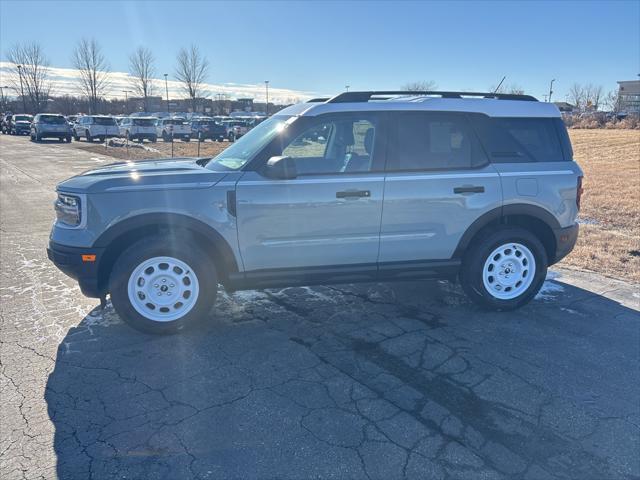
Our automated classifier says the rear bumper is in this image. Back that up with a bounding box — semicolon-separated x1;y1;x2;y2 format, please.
47;241;105;298
551;223;579;264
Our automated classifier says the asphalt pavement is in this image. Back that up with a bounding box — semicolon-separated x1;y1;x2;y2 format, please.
1;134;639;480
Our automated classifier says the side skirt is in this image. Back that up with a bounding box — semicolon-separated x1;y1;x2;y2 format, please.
224;260;461;292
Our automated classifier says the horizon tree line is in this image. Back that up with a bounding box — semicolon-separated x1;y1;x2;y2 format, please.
3;39;211;115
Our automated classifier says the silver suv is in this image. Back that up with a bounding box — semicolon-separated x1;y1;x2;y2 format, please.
47;91;582;333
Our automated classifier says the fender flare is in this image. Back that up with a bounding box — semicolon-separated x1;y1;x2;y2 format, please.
453;204;561;258
93;212;239;276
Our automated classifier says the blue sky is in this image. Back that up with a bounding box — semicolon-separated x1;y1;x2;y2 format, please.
1;0;638;102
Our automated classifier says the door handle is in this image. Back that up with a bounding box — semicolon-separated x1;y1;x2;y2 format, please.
453;186;485;194
336;190;371;199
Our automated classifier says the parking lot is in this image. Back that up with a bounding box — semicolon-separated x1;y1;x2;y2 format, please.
1;134;639;479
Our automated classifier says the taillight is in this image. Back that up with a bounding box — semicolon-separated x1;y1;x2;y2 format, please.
576;176;584;210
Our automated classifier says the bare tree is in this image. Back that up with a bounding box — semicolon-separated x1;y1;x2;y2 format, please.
5;42;52;113
585;84;603;111
175;45;209;112
402;80;437;92
72;38;110;114
604;89;621;113
568;83;586;112
128;47;155;112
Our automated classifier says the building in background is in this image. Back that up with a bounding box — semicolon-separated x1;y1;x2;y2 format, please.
617;80;640;115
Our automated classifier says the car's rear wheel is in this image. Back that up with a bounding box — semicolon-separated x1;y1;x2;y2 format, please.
460;227;547;310
110;237;217;334
162;131;170;142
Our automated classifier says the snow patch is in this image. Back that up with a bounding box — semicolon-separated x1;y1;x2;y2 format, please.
536;274;565;301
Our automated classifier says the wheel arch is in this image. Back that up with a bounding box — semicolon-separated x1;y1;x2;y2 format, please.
454;204;560;265
94;213;239;294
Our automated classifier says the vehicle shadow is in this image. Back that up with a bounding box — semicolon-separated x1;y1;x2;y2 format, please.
45;276;639;479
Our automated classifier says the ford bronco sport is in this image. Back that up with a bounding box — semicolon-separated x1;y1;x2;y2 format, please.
48;91;582;334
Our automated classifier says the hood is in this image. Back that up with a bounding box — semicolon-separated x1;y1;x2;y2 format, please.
57;157;228;194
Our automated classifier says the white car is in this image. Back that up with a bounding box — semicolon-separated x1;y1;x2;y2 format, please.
222;119;250;141
73;116;120;142
119;117;158;142
156;117;191;142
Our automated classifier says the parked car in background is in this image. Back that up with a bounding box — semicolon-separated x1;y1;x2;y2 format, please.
190;118;227;141
119;117;158;142
30;114;72;142
73;115;120;142
66;115;78;129
9;114;33;135
156;117;191;142
46;90;583;333
1;113;13;134
222;119;250;141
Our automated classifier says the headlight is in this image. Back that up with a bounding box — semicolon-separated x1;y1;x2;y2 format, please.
55;193;82;227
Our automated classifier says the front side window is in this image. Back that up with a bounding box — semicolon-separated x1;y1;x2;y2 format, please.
281;116;377;174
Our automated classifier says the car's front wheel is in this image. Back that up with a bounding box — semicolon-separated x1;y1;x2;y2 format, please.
460;227;547;310
110;237;217;334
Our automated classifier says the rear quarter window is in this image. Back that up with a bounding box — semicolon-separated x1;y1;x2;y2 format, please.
472;116;566;162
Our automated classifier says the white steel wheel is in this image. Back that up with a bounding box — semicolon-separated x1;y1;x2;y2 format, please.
127;256;200;322
482;243;536;300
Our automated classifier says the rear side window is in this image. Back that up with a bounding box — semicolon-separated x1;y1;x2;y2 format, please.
386;112;486;171
473;116;565;162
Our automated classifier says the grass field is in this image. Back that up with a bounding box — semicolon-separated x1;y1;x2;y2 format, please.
73;129;640;283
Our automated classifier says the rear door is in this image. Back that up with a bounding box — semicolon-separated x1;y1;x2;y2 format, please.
235;113;387;272
379;111;502;263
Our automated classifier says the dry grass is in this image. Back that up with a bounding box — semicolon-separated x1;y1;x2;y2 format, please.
561;129;640;282
69;129;640;283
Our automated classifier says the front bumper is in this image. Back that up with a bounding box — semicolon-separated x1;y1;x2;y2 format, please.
551;223;579;264
47;241;105;298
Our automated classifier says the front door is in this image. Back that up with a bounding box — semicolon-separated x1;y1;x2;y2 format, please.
236;113;386;272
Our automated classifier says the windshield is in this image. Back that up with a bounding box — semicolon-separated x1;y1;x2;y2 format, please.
206;115;293;171
166;119;187;125
93;117;116;126
14;115;32;122
39;115;65;124
133;118;156;126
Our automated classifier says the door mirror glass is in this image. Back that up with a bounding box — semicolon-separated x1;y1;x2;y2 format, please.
263;156;297;179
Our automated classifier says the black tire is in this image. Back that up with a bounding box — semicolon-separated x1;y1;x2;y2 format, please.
162;131;170;142
58;137;64;143
228;132;235;142
86;131;93;142
66;135;72;143
183;136;190;142
150;136;157;143
109;236;218;334
73;131;80;141
35;132;42;142
459;226;547;311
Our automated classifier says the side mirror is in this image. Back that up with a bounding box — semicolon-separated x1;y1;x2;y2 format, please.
263;156;297;180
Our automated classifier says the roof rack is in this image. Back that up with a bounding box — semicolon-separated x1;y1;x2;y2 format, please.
327;91;538;103
307;97;331;103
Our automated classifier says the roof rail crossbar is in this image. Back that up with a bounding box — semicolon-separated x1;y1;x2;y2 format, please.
327;91;538;103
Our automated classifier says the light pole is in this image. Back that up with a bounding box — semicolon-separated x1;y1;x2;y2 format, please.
265;80;269;116
164;74;170;115
17;65;26;113
548;79;555;103
345;85;350;92
122;90;130;114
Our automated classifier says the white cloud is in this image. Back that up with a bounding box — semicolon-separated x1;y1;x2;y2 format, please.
0;62;316;104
